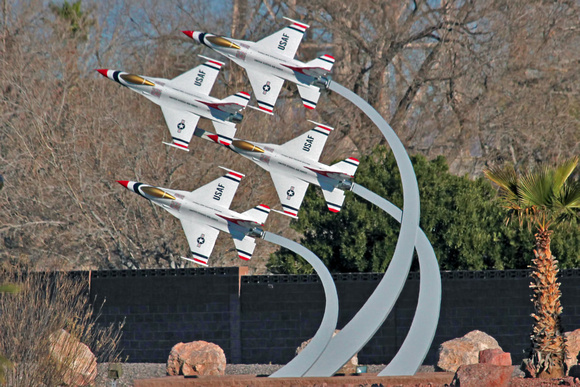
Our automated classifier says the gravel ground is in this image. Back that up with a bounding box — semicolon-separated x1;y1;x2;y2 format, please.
95;363;436;386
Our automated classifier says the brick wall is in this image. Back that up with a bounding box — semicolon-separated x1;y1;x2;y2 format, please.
90;268;580;365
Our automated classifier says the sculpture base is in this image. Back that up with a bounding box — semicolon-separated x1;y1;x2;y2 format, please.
134;372;454;387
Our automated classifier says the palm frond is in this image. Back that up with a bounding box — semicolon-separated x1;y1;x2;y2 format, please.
519;167;556;208
552;157;578;193
484;165;521;205
554;181;580;223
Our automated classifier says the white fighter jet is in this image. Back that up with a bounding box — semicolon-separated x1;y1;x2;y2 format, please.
194;122;359;218
96;56;249;151
183;17;335;114
116;169;270;266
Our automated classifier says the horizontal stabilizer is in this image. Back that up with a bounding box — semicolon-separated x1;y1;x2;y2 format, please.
241;204;270;225
321;186;346;213
296;84;322;110
181;255;208;267
232;236;256;261
211;120;237;145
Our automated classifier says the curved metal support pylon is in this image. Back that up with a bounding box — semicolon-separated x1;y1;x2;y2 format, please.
264;232;339;378
303;79;437;377
351;184;441;376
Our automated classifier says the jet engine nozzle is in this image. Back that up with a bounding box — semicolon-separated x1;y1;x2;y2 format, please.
248;227;265;238
228;112;243;123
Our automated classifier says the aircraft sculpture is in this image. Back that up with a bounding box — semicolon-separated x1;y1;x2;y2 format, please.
96;57;249;151
116;169;270;266
193;122;358;218
183;17;334;114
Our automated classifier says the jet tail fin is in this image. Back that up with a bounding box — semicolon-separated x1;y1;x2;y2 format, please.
220;91;251;110
331;157;360;178
305;54;335;74
241;204;270;225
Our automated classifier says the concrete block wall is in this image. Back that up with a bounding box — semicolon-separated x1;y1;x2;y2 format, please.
90;268;580;365
90;268;240;363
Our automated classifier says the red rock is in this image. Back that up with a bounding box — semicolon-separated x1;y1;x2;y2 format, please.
480;348;512;366
437;330;502;372
49;329;97;386
451;363;512;387
166;341;226;376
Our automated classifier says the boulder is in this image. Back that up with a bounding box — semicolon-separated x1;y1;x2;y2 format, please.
166;341;226;376
565;329;580;372
437;330;502;372
450;363;512;387
479;348;512;366
297;330;358;375
49;329;97;386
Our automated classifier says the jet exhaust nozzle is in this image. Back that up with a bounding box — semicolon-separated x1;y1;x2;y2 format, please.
228;112;243;123
248;227;265;238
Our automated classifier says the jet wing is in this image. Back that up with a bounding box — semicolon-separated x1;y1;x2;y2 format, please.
255;19;309;59
281;122;333;161
160;106;201;151
167;57;224;96
180;220;220;266
247;70;284;113
270;174;309;218
186;170;244;209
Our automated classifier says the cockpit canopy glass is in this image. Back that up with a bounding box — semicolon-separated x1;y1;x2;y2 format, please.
120;74;155;87
232;140;264;153
141;186;176;200
207;36;241;50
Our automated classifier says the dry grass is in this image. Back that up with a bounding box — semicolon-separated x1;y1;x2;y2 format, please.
0;266;124;386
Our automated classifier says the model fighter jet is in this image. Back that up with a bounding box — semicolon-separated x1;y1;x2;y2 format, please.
96;56;249;151
194;122;359;218
183;17;334;114
116;169;270;266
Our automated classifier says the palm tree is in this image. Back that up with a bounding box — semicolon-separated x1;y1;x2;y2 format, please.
484;157;580;378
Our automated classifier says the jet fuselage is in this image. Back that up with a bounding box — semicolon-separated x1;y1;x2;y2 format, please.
229;140;351;189
123;181;262;234
194;34;315;87
98;70;239;123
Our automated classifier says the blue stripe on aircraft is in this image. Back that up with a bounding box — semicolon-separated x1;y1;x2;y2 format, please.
287;26;305;34
313;128;329;136
224;175;241;183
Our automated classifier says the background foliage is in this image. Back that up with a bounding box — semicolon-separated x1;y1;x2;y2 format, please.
1;0;579;272
268;146;580;274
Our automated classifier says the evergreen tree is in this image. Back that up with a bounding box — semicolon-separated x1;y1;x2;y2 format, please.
268;146;580;274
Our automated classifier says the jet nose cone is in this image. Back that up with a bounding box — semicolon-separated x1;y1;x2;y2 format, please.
95;69;109;77
182;30;199;42
116;180;129;188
